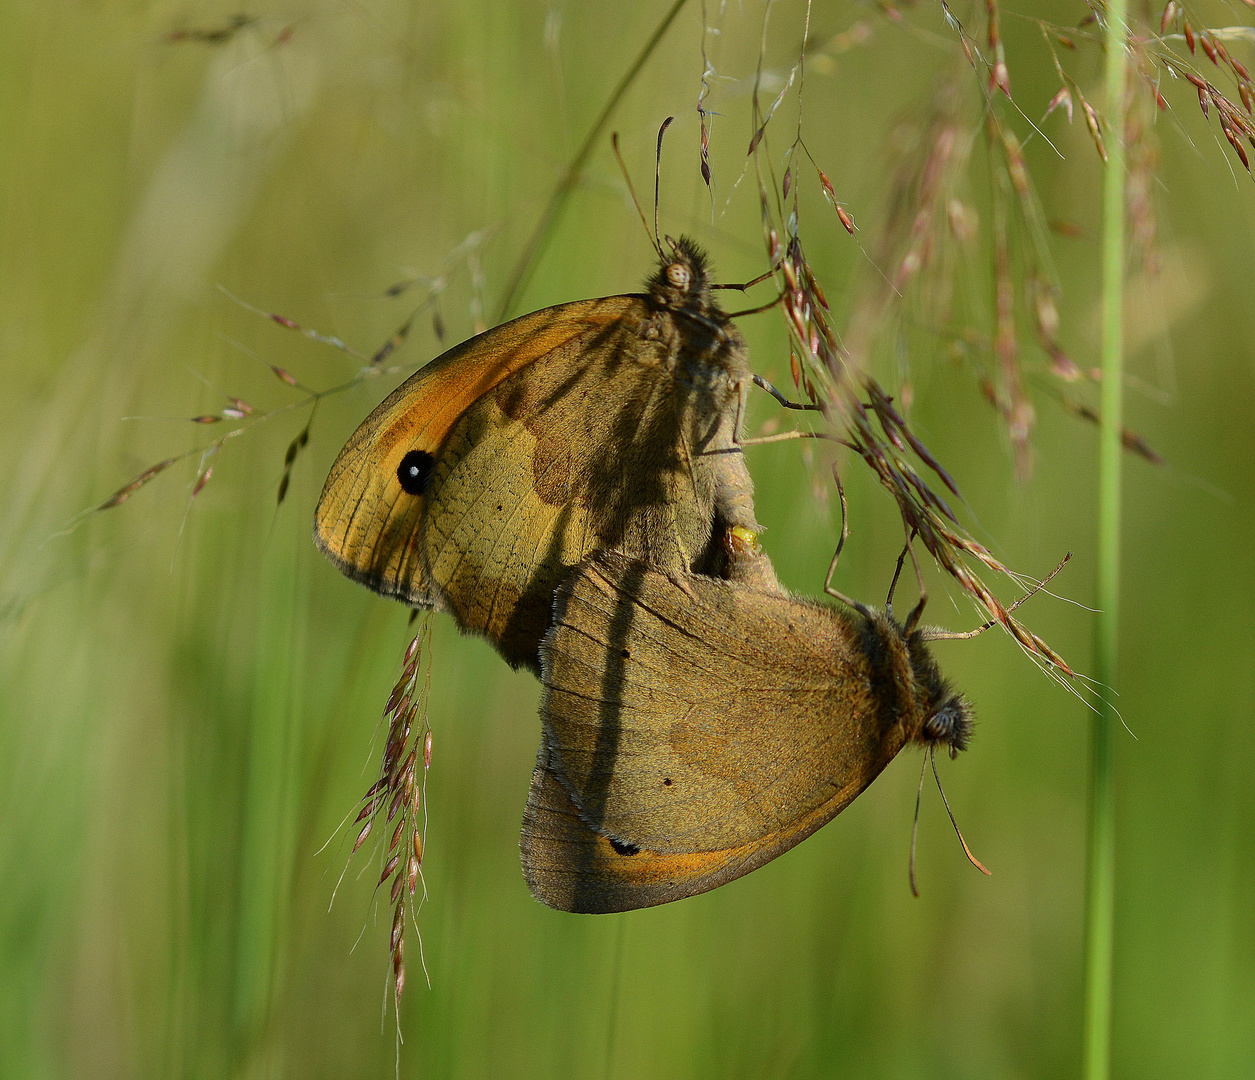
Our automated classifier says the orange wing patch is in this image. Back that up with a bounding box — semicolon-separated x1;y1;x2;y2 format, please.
520;746;778;913
520;737;889;913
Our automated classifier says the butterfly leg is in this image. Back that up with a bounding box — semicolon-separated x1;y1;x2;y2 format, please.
732;375;843;448
885;537;909;619
888;526;928;634
738;430;843;447
823;463;871;617
726;293;788;318
738;376;857;448
710;265;780;292
750;374;824;413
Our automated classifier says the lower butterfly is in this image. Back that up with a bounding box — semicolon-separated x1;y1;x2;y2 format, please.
521;551;973;913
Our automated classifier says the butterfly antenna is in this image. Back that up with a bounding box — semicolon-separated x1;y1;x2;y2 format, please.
931;747;990;877
654;116;674;254
909;752;928;897
612;132;659;257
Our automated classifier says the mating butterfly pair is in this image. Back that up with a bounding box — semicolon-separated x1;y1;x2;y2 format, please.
315;237;970;913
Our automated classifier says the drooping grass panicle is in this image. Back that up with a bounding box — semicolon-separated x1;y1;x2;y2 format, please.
724;0;1232;671
349;618;435;1009
736;6;1085;672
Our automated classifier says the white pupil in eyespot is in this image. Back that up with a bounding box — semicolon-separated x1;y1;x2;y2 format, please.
666;263;690;287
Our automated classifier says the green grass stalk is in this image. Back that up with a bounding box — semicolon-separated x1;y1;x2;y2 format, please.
1084;3;1129;1078
231;541;307;1064
496;0;691;321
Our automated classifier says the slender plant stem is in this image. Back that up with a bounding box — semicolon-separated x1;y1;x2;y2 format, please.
496;0;692;322
1084;3;1128;1078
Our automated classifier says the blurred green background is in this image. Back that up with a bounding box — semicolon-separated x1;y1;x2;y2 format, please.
2;1;1252;1077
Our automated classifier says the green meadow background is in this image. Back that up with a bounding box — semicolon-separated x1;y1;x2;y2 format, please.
2;2;1253;1077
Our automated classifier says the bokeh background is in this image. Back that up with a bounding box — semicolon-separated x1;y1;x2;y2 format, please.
2;2;1253;1077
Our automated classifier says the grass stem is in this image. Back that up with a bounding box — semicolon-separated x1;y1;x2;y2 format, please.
1083;3;1129;1077
496;0;691;322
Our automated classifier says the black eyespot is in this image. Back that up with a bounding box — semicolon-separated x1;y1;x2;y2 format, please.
397;450;434;495
662;777;672;787
620;648;631;659
609;838;640;857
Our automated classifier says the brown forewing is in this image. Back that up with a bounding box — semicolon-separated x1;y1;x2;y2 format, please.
318;286;766;671
313;298;621;609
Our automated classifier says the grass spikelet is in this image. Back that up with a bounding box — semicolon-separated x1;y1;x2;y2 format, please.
97;458;179;510
1160;2;1177;36
732;3;1141;674
986;0;1011;97
343;618;435;1009
76;232;493;538
165;14;257;45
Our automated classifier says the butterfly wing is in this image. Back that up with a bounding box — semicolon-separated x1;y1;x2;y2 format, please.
523;554;913;909
520;725;910;914
317;297;760;670
421;318;758;666
520;739;773;913
314;297;625;609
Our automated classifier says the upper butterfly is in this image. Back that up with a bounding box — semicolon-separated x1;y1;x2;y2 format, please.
314;236;777;671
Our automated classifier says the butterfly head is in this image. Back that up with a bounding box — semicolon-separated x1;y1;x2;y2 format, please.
647;234;715;314
904;626;973;758
859;606;973;759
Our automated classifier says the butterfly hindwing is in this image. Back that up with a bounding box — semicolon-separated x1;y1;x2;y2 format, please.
420;312;727;666
522;554;926;912
520;739;771;914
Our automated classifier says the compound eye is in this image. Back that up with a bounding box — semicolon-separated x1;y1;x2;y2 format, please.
665;262;691;288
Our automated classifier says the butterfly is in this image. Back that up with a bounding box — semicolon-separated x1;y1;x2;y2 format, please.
520;551;972;913
314;237;791;671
